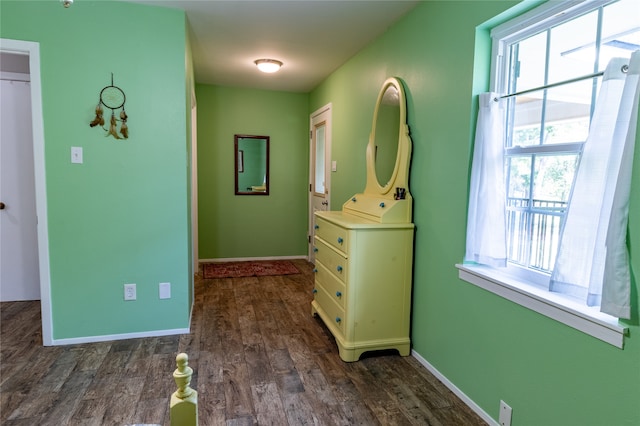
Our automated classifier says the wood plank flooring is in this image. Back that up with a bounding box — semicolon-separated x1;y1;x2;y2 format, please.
1;259;487;425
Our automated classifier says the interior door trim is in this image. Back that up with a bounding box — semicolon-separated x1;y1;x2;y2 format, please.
1;38;52;345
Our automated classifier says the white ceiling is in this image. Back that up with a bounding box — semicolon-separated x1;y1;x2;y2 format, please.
124;0;420;92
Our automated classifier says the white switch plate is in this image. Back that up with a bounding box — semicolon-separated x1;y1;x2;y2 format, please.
499;400;512;426
331;160;337;172
71;147;83;164
124;283;136;301
159;282;171;299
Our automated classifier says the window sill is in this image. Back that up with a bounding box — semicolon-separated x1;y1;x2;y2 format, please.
455;264;628;348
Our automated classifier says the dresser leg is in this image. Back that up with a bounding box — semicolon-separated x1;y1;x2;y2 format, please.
337;344;359;362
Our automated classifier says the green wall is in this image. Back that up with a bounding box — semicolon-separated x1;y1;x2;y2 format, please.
196;85;309;259
310;1;640;425
1;1;192;339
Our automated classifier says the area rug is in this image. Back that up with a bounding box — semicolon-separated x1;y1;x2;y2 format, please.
202;260;299;279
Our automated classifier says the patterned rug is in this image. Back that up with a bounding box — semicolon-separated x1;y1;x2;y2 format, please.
202;260;299;279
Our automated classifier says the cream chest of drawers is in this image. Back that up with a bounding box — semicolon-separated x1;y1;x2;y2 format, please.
311;210;414;362
312;77;415;362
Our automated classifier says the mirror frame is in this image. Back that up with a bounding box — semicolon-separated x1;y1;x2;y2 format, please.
364;77;411;197
234;134;270;196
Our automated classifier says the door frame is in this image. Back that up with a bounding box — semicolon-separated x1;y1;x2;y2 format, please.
1;38;53;345
190;89;198;279
308;103;332;261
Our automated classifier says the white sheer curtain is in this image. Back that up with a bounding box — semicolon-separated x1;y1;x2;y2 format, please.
601;52;640;319
464;92;507;267
551;53;639;319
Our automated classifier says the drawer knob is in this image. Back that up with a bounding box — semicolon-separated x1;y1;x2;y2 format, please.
337;237;343;244
335;291;342;298
351;197;357;202
313;268;318;273
336;265;343;272
379;202;385;208
314;224;319;230
335;317;341;324
312;288;318;294
313;247;318;253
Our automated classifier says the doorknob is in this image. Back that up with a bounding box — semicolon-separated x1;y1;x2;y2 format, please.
0;202;5;210
321;201;328;206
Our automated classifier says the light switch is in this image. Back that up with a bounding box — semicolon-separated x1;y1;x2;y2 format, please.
159;282;171;299
71;147;83;164
331;160;337;172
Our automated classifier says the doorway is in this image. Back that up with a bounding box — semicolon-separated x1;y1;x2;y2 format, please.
0;39;52;345
308;103;332;263
1;53;39;301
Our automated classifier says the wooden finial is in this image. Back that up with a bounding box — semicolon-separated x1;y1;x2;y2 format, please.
170;353;198;425
173;353;194;399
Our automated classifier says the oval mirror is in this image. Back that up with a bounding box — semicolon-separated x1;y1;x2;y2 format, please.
234;134;269;195
373;84;401;187
364;77;410;197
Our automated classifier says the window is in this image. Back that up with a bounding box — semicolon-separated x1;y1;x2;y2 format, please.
459;0;639;347
493;0;639;282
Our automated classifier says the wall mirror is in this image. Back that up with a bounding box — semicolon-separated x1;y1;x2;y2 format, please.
374;84;401;187
364;77;411;198
235;134;269;195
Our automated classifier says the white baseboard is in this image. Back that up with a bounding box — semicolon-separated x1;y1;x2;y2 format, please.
199;255;308;263
411;350;498;426
51;327;190;346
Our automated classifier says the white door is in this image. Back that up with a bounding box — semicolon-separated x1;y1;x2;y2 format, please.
308;104;332;263
1;39;52;345
0;72;40;301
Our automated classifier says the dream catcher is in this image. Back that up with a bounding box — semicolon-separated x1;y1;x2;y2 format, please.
89;73;128;139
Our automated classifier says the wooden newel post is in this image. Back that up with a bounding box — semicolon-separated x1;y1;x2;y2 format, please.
170;353;198;426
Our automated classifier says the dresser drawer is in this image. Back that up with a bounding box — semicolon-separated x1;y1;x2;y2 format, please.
313;282;345;337
314;261;346;309
315;217;349;253
314;238;348;282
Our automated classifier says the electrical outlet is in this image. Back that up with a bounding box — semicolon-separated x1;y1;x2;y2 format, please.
499;400;512;426
124;283;136;301
159;282;171;299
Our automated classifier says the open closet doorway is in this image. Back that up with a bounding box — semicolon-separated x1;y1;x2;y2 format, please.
308;103;332;263
0;39;53;345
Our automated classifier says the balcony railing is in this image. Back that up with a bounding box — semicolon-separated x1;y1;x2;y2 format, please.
506;197;568;273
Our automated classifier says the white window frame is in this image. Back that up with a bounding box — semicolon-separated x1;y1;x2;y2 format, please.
458;0;628;348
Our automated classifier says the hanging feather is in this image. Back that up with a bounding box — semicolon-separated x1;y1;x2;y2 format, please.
120;121;129;139
107;112;121;139
119;108;128;138
89;103;104;127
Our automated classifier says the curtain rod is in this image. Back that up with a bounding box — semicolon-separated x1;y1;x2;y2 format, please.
496;64;629;101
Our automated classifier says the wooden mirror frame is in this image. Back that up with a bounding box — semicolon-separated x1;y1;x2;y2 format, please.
234;134;270;195
364;77;411;198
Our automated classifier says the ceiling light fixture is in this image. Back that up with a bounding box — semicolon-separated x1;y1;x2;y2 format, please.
61;0;73;8
254;59;283;73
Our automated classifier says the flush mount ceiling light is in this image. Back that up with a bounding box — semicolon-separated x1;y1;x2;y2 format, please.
61;0;73;7
254;59;283;73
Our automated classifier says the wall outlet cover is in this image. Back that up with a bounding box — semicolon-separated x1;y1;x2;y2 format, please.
124;283;136;301
499;400;512;426
159;282;171;299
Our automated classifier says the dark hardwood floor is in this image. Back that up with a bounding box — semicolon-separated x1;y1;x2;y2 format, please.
1;259;486;425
